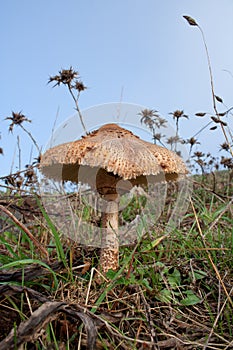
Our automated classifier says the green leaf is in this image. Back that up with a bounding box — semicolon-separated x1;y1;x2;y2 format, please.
167;268;181;288
0;259;58;289
37;198;67;267
180;290;201;305
193;270;208;280
141;278;153;291
158;289;173;303
142;235;168;252
106;269;118;280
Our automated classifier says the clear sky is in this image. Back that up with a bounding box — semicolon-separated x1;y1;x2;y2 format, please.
0;0;233;177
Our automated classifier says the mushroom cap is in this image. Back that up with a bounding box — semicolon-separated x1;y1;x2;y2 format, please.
40;123;188;193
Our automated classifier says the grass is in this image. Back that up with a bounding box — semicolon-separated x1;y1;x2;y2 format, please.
0;171;232;349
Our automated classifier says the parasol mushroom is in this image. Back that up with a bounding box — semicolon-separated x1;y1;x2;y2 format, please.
40;123;188;273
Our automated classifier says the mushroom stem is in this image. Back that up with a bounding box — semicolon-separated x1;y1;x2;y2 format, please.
100;193;119;273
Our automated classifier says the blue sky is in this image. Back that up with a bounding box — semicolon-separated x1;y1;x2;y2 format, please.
0;0;233;177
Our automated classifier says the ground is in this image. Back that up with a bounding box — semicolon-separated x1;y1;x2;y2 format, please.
0;171;232;349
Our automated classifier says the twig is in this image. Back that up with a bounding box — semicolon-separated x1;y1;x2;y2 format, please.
0;163;38;181
0;301;97;350
0;204;48;259
0;184;34;194
139;286;159;349
204;287;233;350
85;267;96;306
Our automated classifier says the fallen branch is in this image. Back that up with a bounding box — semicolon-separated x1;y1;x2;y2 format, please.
0;301;97;350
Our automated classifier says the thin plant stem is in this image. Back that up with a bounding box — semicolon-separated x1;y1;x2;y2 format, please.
17;135;21;171
68;84;88;135
197;25;233;157
19;124;41;155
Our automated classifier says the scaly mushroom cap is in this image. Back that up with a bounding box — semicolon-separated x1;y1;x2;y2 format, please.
40;124;188;194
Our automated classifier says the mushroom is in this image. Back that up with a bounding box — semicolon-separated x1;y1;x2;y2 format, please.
40;123;188;273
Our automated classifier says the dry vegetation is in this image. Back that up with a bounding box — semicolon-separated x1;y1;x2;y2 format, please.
0;171;232;349
0;15;232;350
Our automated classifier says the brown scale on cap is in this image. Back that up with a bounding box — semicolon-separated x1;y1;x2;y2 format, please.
40;123;188;274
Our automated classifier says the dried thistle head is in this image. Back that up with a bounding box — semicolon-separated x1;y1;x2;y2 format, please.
48;67;88;134
193;151;205;158
169;110;189;120
219;142;230;152
49;67;78;87
139;109;167;132
4;174;17;187
25;165;35;178
74;81;87;92
24;165;37;185
139;108;158;119
16;175;23;189
139;109;158;126
186;137;200;146
166;135;183;146
5;112;31;132
220;157;233;169
155;117;167;128
153;133;165;142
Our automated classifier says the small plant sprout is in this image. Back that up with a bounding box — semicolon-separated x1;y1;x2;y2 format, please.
40;123;188;274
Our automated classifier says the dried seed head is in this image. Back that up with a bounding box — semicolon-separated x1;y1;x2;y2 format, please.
195;112;206;117
74;81;87;92
183;15;198;26
49;67;78;86
214;95;223;103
